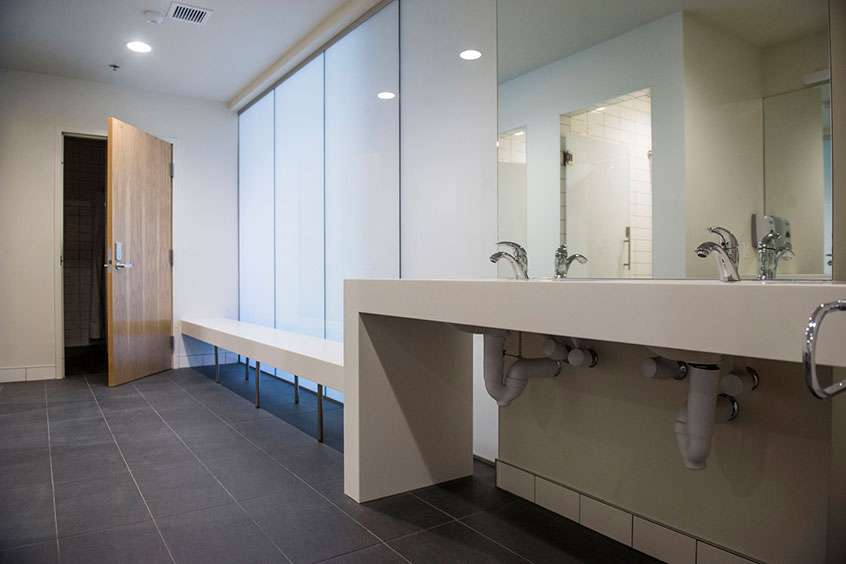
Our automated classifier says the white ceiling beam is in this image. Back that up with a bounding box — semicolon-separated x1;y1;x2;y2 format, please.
227;0;384;112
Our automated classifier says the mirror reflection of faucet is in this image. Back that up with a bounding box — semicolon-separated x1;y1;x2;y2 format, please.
491;241;529;279
554;244;588;278
695;226;741;282
752;213;794;280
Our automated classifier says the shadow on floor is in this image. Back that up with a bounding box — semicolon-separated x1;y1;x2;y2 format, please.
194;363;344;452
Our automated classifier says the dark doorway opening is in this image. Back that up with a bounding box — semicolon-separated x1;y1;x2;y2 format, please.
62;135;108;378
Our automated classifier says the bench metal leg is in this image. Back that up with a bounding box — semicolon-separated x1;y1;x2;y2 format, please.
317;384;324;443
294;375;299;404
245;357;249;380
255;361;260;409
214;346;219;384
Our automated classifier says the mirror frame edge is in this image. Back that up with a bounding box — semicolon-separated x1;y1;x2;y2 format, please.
831;0;845;281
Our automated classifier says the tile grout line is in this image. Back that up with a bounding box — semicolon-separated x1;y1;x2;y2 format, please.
130;381;295;564
43;381;61;563
406;491;534;563
166;373;392;547
82;376;177;564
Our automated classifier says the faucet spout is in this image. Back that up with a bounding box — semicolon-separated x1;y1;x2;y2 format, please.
491;251;528;279
696;241;741;282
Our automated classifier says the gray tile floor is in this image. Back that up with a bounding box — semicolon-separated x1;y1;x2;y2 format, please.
0;364;663;564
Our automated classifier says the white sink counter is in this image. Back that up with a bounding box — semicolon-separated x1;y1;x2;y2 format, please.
342;278;846;503
344;278;846;367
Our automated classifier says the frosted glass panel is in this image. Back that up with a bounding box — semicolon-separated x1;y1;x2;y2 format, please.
324;1;400;341
275;55;325;338
238;95;275;329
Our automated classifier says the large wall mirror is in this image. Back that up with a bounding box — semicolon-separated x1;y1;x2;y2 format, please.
497;0;832;280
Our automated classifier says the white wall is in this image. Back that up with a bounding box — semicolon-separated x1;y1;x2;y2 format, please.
498;13;686;279
399;0;498;460
0;68;238;379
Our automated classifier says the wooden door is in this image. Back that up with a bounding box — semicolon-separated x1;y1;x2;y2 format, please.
106;118;173;386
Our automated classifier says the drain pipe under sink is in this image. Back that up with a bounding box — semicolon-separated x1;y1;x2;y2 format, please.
674;364;737;470
483;333;560;407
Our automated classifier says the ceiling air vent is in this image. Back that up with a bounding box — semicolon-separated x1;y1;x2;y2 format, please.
167;2;213;25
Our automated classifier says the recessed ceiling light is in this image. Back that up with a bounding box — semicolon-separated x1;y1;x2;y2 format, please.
591;106;606;113
459;49;482;60
513;131;525;136
127;41;152;53
377;91;396;100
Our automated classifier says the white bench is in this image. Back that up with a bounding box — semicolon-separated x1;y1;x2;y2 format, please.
179;318;343;442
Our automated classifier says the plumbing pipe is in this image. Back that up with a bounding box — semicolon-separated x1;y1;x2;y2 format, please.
568;348;598;367
568;337;598;367
542;336;570;361
483;334;560;407
642;357;688;380
674;364;721;470
721;366;759;397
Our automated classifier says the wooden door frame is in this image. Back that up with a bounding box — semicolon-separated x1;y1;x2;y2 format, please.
53;126;177;379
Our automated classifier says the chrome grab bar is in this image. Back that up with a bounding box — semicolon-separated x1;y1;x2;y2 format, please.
803;300;846;399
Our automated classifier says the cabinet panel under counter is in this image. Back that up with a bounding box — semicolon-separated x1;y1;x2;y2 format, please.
342;278;845;563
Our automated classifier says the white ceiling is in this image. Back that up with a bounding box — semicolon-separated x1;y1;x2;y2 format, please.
498;0;829;83
0;0;349;102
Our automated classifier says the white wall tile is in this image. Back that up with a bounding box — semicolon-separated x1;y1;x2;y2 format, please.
696;542;756;564
496;461;535;501
580;496;632;546
0;368;26;383
633;517;696;564
535;477;579;521
26;366;56;381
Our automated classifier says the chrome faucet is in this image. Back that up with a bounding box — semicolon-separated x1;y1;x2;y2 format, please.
491;241;529;279
707;226;739;267
755;232;777;280
695;226;740;282
554;244;588;278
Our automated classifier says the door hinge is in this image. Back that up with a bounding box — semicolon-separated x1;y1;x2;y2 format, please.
562;150;574;166
170;163;174;177
170;336;175;350
169;249;174;266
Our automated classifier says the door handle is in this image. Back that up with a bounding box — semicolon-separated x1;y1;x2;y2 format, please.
803;300;846;399
115;262;133;269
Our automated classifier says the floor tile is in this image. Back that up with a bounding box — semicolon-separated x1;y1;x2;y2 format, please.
105;408;172;441
45;384;93;404
228;419;316;453
55;472;149;537
0;382;45;403
157;503;288;564
312;478;452;541
49;416;112;448
0;420;48;454
462;500;661;564
388;521;527;564
47;399;100;423
0;540;58;564
319;544;408;564
116;433;196;470
132;459;232;518
51;443;127;484
0;448;51;491
0;484;56;549
0;401;45;419
95;395;149;416
200;444;304;501
413;476;517;519
59;520;171;564
268;442;344;484
242;484;379;563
